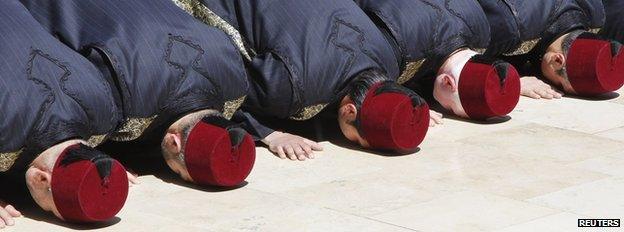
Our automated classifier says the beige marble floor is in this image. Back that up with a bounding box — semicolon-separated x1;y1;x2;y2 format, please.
6;89;624;232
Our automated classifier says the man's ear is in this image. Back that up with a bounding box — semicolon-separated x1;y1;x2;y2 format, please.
164;133;183;154
553;52;566;70
26;167;52;191
439;73;458;92
545;52;566;70
339;103;358;121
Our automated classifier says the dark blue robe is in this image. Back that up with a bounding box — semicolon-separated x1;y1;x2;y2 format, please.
599;0;624;43
20;0;250;142
478;0;605;58
355;0;491;100
0;0;120;173
196;0;400;139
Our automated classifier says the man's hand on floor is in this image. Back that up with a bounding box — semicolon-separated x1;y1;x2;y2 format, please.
429;110;443;127
262;131;323;161
521;76;563;99
0;199;21;229
127;171;139;186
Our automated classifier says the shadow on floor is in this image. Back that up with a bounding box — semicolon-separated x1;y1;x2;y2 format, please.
22;206;122;230
256;114;422;157
99;140;249;193
329;139;421;157
564;91;620;101
0;108;507;229
428;100;513;125
0;175;121;230
444;114;512;124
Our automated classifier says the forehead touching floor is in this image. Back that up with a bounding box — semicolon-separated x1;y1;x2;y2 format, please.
5;87;624;231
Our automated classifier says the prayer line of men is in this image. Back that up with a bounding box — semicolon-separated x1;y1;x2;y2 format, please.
0;0;622;228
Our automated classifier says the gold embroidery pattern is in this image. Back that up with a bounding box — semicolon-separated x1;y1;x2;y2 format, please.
473;48;487;54
110;116;158;141
398;59;426;85
589;28;601;34
171;0;254;61
290;104;328;121
86;135;108;147
0;150;22;172
505;38;541;56
223;95;246;120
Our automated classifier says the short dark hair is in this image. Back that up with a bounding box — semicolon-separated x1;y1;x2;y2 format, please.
161;110;223;163
561;30;585;55
348;70;389;113
555;30;586;79
347;70;425;130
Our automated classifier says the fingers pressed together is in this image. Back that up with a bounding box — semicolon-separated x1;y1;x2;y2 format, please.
429;110;444;127
126;171;140;186
521;76;564;100
265;131;323;161
0;201;21;228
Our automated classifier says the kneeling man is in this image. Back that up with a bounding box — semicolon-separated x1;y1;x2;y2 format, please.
355;0;522;122
599;0;624;43
178;0;431;160
479;0;624;98
22;0;256;187
1;0;130;225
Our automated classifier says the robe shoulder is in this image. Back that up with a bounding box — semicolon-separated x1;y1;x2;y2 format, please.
21;0;250;141
1;0;121;172
198;0;400;120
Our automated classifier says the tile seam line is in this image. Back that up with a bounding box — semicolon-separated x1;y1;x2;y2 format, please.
493;209;601;231
592;126;624;136
321;206;423;232
249;187;421;231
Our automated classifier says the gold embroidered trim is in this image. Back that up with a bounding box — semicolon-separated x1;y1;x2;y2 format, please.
290;103;328;121
110;116;158;141
223;95;246;120
589;28;601;34
171;0;254;60
505;38;541;56
0;149;22;172
86;134;108;147
398;59;426;84
473;48;487;54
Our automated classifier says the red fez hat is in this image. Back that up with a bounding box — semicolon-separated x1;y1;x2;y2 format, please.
458;56;521;120
566;33;624;95
184;116;256;187
51;144;129;223
359;82;430;153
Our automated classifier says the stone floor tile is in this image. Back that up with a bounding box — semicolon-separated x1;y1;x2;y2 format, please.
529;177;624;218
132;186;411;231
276;171;460;217
569;151;624;177
493;212;608;232
431;156;608;200
372;190;559;232
511;97;624;134
426;117;530;142
595;126;624;142
457;123;624;164
245;144;386;193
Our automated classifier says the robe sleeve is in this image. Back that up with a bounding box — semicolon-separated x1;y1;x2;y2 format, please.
231;110;275;141
600;0;624;43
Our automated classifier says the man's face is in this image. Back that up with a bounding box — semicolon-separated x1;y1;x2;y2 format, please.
433;74;469;118
162;133;195;182
25;167;62;220
338;116;370;148
164;156;193;182
24;141;83;221
541;52;576;94
437;93;468;118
